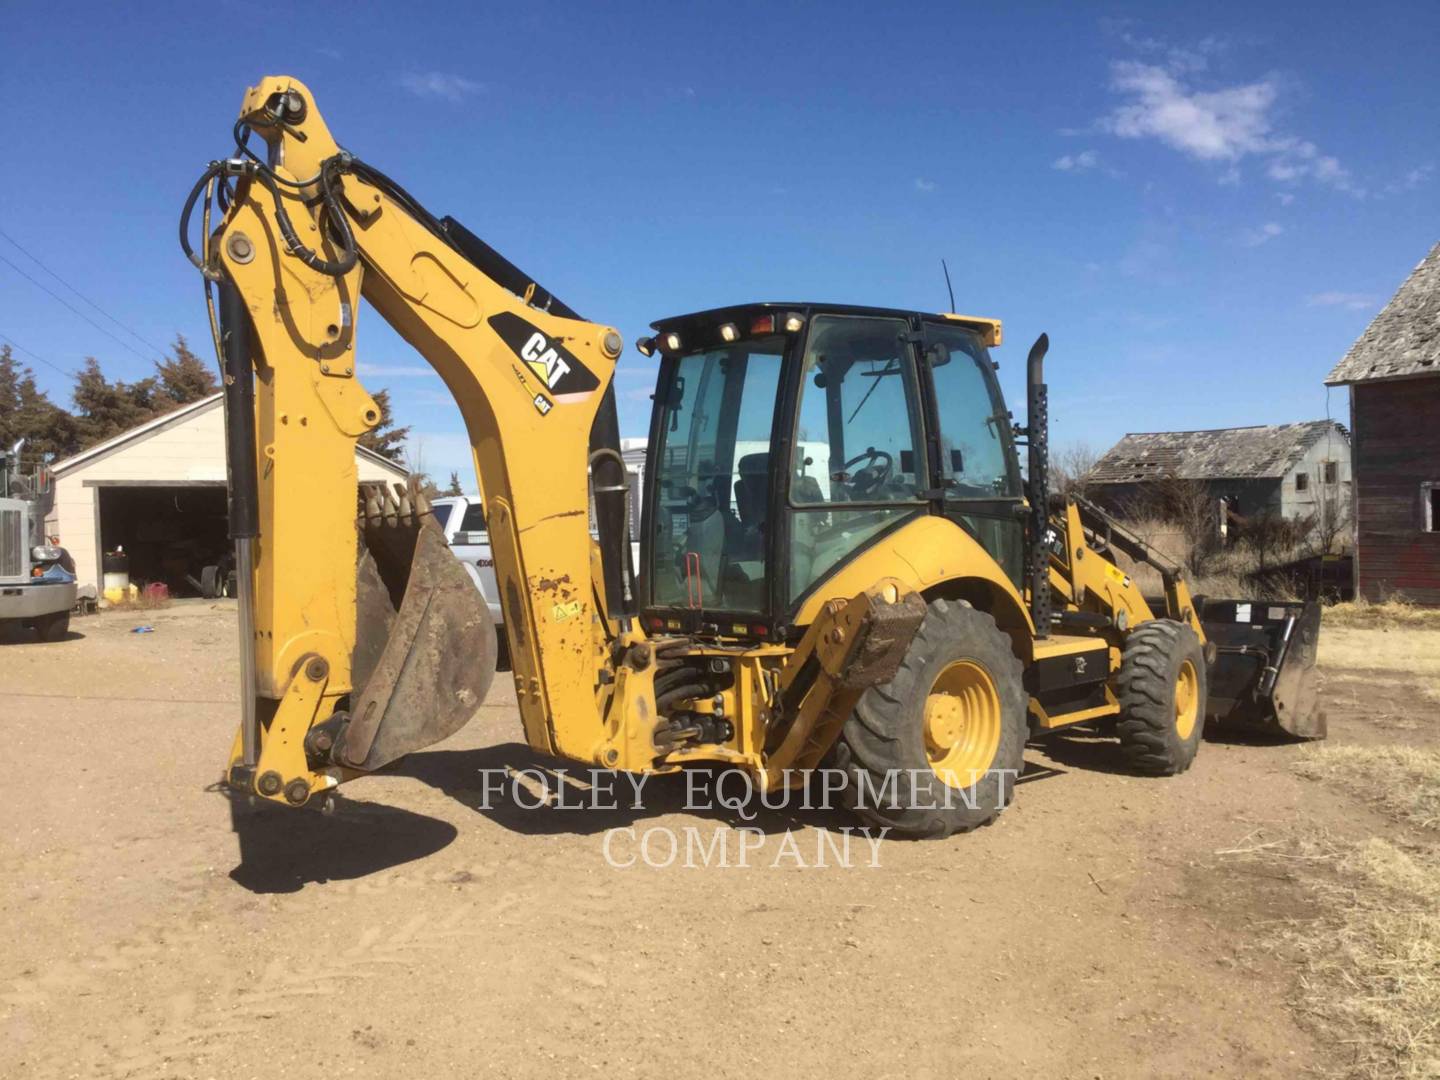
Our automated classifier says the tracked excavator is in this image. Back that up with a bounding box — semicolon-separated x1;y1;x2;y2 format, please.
182;77;1323;837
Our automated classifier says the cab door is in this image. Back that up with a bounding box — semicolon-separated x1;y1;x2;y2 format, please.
919;321;1026;586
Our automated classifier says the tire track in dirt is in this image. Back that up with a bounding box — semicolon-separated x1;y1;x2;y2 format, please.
4;874;523;1080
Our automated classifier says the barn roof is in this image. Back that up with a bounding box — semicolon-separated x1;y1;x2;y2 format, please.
1090;421;1347;484
1326;242;1440;385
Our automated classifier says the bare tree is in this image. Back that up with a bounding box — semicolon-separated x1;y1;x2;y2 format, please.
1312;479;1352;555
1052;440;1099;500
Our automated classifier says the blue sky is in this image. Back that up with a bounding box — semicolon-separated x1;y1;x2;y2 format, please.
1;1;1435;486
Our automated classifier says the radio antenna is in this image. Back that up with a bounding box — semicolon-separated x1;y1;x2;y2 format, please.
941;259;956;312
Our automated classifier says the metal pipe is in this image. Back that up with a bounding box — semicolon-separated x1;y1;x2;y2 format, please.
1025;333;1051;639
218;278;261;767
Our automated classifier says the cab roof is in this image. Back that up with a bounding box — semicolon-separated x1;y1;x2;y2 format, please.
650;302;1002;348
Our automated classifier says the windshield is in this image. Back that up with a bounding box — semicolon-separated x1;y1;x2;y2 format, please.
648;338;784;613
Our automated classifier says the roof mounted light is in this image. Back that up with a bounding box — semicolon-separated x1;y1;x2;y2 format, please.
749;314;775;335
635;336;656;357
784;313;805;332
718;322;739;343
663;332;682;353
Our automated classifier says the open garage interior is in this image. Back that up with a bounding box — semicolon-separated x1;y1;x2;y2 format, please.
94;482;230;597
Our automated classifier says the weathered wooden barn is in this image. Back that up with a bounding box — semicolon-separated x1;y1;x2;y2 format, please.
1088;421;1351;527
1325;242;1440;604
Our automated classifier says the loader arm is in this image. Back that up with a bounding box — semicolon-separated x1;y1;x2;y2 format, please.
200;76;639;801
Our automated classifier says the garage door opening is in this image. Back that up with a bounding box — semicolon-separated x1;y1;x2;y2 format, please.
97;484;231;596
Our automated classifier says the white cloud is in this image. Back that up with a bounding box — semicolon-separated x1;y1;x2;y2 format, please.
913;177;937;192
1102;61;1277;161
399;72;483;102
1384;164;1434;195
1095;57;1360;196
1053;149;1100;171
1239;222;1284;247
1307;291;1378;311
1276;192;1295;206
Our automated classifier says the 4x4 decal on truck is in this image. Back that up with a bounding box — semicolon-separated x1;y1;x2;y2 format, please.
488;311;600;410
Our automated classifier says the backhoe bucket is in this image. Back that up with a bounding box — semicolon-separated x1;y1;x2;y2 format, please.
334;480;497;772
1199;598;1324;739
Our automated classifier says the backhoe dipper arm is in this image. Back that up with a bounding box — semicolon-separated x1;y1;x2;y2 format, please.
198;77;635;801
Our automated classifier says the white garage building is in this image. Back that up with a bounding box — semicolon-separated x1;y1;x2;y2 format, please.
48;393;406;597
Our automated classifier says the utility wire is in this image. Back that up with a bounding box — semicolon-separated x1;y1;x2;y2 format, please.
0;250;159;365
0;330;76;379
0;226;170;359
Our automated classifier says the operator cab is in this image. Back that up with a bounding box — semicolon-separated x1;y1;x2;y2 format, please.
637;303;1024;640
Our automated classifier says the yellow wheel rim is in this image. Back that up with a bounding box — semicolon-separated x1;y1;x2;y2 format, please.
924;660;1002;789
1174;659;1199;740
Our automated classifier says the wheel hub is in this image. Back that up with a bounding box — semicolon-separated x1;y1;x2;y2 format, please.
1174;658;1199;740
923;660;1002;788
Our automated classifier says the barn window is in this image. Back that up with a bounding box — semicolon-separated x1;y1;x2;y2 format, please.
1425;482;1440;533
1295;472;1309;492
1323;461;1339;484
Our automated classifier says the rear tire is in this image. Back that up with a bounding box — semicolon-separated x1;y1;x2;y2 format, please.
833;599;1028;838
34;611;70;643
1116;620;1206;775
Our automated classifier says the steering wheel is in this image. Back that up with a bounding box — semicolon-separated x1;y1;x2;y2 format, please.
841;448;893;499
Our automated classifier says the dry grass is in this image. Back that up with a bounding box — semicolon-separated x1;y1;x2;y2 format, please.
1250;745;1440;1077
1111;516;1303;599
1318;624;1440;683
1272;835;1440;1079
1294;745;1440;832
1323;597;1440;631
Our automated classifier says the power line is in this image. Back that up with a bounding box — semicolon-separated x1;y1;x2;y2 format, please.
0;250;159;366
0;331;76;379
0;226;171;359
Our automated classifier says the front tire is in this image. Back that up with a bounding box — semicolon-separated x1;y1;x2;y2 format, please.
34;611;70;643
833;599;1028;838
1115;620;1207;775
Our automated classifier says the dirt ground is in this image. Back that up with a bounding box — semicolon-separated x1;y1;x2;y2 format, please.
0;601;1433;1079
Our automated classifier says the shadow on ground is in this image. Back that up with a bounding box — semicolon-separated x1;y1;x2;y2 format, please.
226;793;457;894
395;743;1063;838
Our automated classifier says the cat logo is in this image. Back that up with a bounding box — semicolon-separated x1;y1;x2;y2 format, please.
521;331;571;389
488;311;601;408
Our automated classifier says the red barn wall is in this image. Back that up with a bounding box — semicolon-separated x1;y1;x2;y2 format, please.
1352;375;1440;604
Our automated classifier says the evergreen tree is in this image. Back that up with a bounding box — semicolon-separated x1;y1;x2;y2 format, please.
0;345;78;459
154;335;218;407
357;388;410;462
71;357;160;448
444;470;464;496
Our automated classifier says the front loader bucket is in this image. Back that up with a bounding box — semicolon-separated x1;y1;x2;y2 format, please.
1199;598;1324;739
334;480;497;772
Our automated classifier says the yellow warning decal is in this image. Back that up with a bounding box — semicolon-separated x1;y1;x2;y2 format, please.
1103;561;1131;587
550;600;583;622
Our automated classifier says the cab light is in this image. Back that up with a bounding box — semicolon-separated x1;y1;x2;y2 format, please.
751;624;768;637
750;314;775;334
718;323;739;343
784;313;805;332
647;616;664;630
635;336;656;357
663;332;682;352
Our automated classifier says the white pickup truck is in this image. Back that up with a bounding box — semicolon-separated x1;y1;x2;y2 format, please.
429;496;503;630
430;494;641;643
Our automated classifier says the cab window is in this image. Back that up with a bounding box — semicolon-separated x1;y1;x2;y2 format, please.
786;315;926;602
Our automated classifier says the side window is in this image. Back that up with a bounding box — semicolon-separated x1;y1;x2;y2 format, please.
1424;482;1439;533
456;502;488;541
1295;472;1309;492
430;502;454;532
924;326;1018;498
787;315;926;602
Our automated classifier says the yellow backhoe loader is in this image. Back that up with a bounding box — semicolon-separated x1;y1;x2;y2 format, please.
182;76;1323;837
